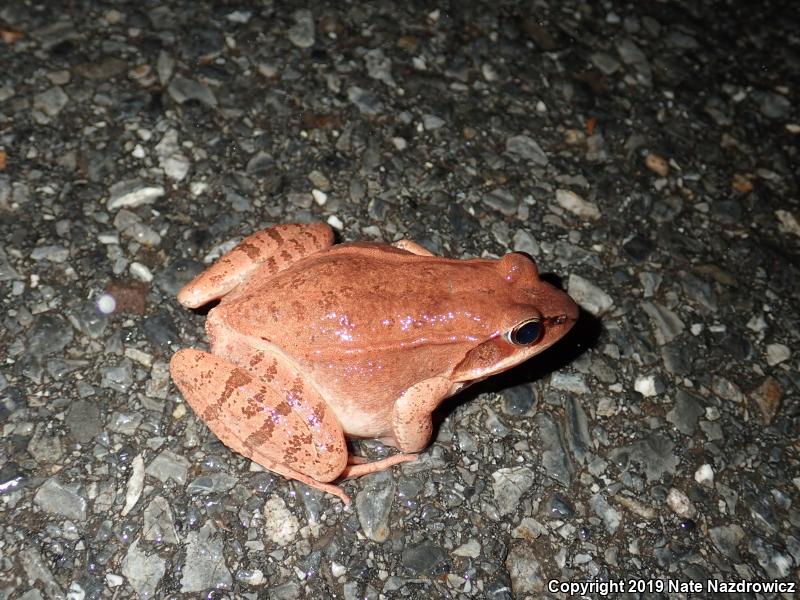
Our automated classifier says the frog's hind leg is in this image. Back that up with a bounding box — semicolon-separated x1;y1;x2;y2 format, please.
178;222;334;308
170;348;351;503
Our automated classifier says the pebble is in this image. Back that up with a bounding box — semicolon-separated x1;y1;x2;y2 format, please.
121;454;145;516
645;152;669;176
666;390;705;435
568;274;613;316
326;215;344;230
30;245;69;263
512;230;539;255
550;372;589;395
641;301;685;344
33;477;87;522
634;374;665;397
711;376;743;403
453;539;481;558
535;413;574;487
100;360;134;392
422;114;445;130
775;209;800;237
33;86;69;119
146;449;189;485
186;471;237;494
555;189;601;220
749;376;782;425
483;188;518;216
129;261;153;282
619;433;679;482
589;494;622;534
749;537;792;579
167;76;218;107
506;544;545;594
364;48;395;87
590;52;621;75
666;487;696;518
694;463;715;486
25;313;74;358
288;9;315;48
564;395;593;465
0;245;20;280
347;86;383;115
757;91;791;119
311;189;327;206
501;384;536;416
65;400;103;443
27;422;64;464
505;135;548;165
639;272;662;298
180;521;232;592
107;179;165;210
121;539;166;599
614;494;657;520
765;343;790;366
616;38;652;86
143;495;179;544
262;495;300;546
355;470;395;542
155;129;190;182
708;524;744;561
401;540;449;576
492;467;535;516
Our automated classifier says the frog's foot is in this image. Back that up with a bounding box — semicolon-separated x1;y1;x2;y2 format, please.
177;222;334;308
339;453;418;479
170;348;351;502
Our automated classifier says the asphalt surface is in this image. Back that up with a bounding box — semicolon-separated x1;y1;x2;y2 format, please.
0;1;798;599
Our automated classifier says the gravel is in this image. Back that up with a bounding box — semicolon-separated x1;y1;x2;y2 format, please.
1;0;797;597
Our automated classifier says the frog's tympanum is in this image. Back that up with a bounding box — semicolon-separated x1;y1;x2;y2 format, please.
170;223;578;503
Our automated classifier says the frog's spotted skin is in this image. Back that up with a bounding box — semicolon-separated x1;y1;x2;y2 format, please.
170;223;578;503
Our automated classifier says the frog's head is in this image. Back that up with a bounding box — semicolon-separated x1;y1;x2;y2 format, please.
450;253;579;383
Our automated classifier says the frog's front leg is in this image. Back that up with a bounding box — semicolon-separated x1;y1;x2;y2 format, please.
177;222;334;308
170;348;352;503
390;377;457;452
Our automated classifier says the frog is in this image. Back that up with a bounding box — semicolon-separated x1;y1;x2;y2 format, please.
170;222;578;503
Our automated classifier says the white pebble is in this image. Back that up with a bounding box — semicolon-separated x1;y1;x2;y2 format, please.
312;189;328;206
98;232;119;245
132;144;146;159
634;375;658;397
105;573;124;587
555;189;600;220
129;261;153;282
263;495;300;546
331;561;346;578
694;463;714;486
326;215;344;230
124;347;153;367
190;181;208;196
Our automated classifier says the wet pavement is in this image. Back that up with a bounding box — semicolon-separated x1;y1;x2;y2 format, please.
0;1;798;598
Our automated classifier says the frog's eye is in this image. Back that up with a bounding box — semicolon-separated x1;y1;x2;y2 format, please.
508;319;542;346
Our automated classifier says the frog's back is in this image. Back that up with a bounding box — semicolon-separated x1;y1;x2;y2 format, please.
215;242;523;363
